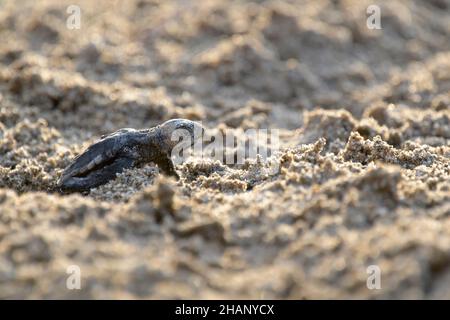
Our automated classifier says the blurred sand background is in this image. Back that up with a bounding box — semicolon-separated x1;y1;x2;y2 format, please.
0;0;449;298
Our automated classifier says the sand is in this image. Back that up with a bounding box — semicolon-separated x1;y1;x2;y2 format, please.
0;0;449;299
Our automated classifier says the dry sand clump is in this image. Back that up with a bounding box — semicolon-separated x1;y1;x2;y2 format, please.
0;0;449;299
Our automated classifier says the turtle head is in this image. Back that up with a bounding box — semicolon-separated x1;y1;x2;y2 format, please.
158;119;204;152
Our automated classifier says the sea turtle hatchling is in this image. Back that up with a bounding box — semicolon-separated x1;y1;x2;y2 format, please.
58;119;204;193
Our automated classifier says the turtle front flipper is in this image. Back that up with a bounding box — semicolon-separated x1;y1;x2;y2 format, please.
58;157;135;193
58;128;148;193
154;155;180;180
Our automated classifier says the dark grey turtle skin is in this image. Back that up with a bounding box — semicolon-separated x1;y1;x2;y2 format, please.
58;119;204;193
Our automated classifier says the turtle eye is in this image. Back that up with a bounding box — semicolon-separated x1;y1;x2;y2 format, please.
176;122;192;131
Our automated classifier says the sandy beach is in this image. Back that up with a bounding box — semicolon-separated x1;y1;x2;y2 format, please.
0;0;449;298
